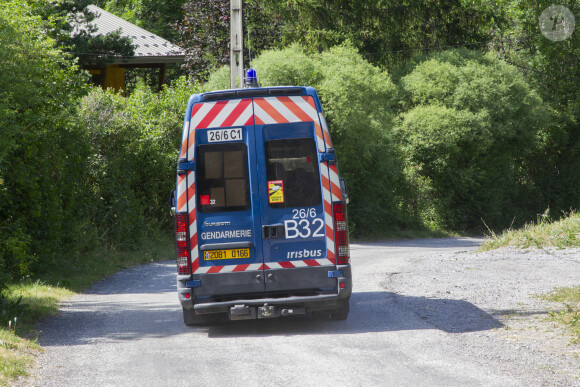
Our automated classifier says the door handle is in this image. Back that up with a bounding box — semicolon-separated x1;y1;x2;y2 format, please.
262;224;285;239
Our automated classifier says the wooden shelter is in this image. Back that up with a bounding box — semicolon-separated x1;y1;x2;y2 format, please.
81;5;185;93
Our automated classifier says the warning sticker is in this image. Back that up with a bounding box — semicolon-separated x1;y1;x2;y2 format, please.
268;180;285;204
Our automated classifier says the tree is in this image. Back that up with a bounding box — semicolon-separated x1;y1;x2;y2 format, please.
207;44;413;236
175;0;282;82
0;0;90;286
262;0;499;71
396;49;551;231
473;0;580;216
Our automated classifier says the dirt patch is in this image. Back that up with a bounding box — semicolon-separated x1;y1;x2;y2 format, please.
384;247;580;385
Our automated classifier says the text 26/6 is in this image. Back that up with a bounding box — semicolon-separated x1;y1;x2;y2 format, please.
207;128;242;143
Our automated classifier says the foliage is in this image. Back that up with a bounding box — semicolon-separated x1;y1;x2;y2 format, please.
483;0;580;218
77;78;200;245
27;0;135;67
176;0;282;82
208;44;415;236
481;210;580;251
0;1;194;295
544;285;580;343
262;0;499;71
396;49;550;231
0;0;90;290
100;0;185;42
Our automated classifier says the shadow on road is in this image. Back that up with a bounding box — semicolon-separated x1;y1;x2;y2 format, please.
206;291;503;338
350;237;483;250
37;255;503;346
37;289;503;347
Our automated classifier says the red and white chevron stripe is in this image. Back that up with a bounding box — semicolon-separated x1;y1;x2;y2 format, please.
191;258;333;274
254;96;326;152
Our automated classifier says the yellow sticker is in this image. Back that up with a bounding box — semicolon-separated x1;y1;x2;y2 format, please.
268;180;284;204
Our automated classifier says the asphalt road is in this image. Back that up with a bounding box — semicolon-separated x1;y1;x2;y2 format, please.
27;238;577;386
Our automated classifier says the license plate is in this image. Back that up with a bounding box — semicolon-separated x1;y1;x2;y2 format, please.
203;248;250;260
207;128;243;143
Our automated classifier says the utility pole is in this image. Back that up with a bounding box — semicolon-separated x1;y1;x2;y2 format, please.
230;0;243;89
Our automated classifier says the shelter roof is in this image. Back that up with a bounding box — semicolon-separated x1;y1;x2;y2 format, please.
81;5;185;64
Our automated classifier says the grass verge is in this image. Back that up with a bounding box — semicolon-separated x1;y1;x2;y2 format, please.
480;210;580;251
542;286;580;343
0;232;174;386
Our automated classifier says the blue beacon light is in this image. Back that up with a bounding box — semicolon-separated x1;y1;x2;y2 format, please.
245;69;258;88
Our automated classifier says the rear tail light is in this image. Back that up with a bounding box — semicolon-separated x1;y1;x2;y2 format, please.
175;213;191;275
333;201;350;264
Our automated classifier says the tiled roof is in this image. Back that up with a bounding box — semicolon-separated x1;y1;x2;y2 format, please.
83;5;185;62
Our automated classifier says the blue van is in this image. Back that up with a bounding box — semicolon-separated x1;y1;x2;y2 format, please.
173;83;351;325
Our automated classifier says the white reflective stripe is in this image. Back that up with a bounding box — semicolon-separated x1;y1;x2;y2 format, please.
215;265;234;273
329;167;341;202
207;99;238;128
189;220;197;241
187;172;196;210
190;102;215;130
319;112;328;133
326;236;335;254
290;96;319;121
266;262;283;269
181;120;190;151
253;102;276;124
315;131;325;153
265;98;300;122
247;263;263;271
191;244;199;262
194;265;210;274
316;258;334;266
177;177;187;213
291;260;307;268
324;211;333;229
232;103;253;126
321;169;332;205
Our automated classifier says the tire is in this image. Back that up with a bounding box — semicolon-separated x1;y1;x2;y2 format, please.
330;299;350;321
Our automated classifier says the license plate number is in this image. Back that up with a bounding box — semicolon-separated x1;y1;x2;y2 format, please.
203;248;250;260
207;128;243;143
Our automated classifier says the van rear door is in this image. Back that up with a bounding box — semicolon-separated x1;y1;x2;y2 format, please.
253;97;337;293
188;98;265;297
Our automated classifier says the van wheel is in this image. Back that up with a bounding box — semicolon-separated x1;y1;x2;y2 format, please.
330;299;350;321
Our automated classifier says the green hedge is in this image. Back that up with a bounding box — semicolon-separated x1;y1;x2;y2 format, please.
0;0;89;289
77;79;200;246
396;49;551;231
207;44;416;237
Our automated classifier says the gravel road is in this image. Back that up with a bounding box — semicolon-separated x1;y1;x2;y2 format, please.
22;238;580;386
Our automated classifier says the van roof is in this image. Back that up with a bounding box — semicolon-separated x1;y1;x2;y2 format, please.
200;86;308;102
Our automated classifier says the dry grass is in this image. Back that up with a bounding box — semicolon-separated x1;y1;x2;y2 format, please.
481;210;580;251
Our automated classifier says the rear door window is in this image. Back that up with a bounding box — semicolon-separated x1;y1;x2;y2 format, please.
265;138;321;208
196;142;250;213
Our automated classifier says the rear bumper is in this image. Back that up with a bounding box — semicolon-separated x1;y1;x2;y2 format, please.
177;265;352;315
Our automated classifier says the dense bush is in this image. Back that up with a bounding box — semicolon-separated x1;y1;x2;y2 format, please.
0;1;199;293
0;0;89;289
207;44;415;236
77;78;200;246
395;49;551;231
